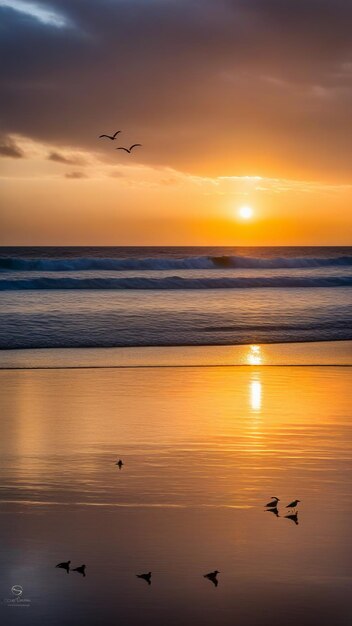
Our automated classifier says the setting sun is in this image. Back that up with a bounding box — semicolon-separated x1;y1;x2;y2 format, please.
238;206;254;220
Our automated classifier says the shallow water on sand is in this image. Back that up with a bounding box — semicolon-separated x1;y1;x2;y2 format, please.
0;366;351;625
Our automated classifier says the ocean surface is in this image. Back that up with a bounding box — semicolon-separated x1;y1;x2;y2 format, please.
0;246;351;349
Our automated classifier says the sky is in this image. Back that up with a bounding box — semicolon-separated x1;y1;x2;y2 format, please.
0;0;351;245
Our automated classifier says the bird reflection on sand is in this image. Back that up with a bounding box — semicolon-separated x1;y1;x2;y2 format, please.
285;512;299;525
266;507;280;518
203;570;220;587
55;560;70;573
72;564;86;577
137;572;152;585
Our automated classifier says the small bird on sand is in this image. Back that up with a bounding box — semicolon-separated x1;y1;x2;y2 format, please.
137;572;152;585
204;570;220;587
285;512;299;525
116;144;142;153
265;497;280;508
99;131;121;140
116;459;124;469
56;560;70;573
72;564;86;577
286;499;300;510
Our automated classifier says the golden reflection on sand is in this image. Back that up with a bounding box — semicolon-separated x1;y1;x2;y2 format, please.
250;378;262;412
0;366;351;515
247;344;263;365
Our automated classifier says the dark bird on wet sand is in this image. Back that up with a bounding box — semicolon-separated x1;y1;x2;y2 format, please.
286;499;301;509
56;560;70;572
116;144;142;153
204;570;220;587
116;459;124;469
99;131;121;140
265;497;280;508
72;564;86;577
285;512;299;525
137;571;152;585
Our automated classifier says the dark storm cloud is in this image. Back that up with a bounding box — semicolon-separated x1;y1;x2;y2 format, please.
0;135;24;158
0;0;351;178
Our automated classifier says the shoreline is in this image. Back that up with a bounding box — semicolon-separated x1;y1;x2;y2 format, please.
0;339;351;369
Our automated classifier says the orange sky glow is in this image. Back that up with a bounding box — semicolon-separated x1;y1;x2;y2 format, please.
0;0;351;245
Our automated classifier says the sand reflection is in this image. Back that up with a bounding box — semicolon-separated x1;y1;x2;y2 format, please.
250;378;262;412
247;344;263;365
0;366;351;626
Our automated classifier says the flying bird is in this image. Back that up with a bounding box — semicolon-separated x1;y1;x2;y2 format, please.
72;564;86;577
203;570;220;587
136;571;152;585
116;459;124;469
55;560;70;573
116;144;142;154
99;131;121;140
286;499;301;509
265;497;280;508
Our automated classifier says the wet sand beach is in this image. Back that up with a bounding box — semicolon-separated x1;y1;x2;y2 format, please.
0;343;351;624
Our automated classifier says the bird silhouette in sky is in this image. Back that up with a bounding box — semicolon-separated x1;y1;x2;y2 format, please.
116;144;142;153
203;570;220;587
136;571;152;585
99;130;121;140
55;560;70;573
72;564;86;577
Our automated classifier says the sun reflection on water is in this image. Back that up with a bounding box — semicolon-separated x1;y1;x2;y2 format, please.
250;379;262;412
247;344;262;365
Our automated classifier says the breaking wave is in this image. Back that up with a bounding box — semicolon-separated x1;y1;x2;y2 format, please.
0;254;352;272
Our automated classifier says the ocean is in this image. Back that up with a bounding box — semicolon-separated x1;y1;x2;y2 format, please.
0;246;351;349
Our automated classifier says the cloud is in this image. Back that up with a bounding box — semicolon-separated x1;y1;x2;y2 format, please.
0;0;351;181
65;171;87;179
0;0;70;27
109;169;125;178
48;150;85;165
0;135;24;158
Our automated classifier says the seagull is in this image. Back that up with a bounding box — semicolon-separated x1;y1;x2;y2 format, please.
55;560;70;573
265;497;280;508
116;459;124;469
136;571;152;585
72;564;86;577
99;131;121;140
285;512;299;525
116;144;142;153
286;499;301;510
203;570;220;587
